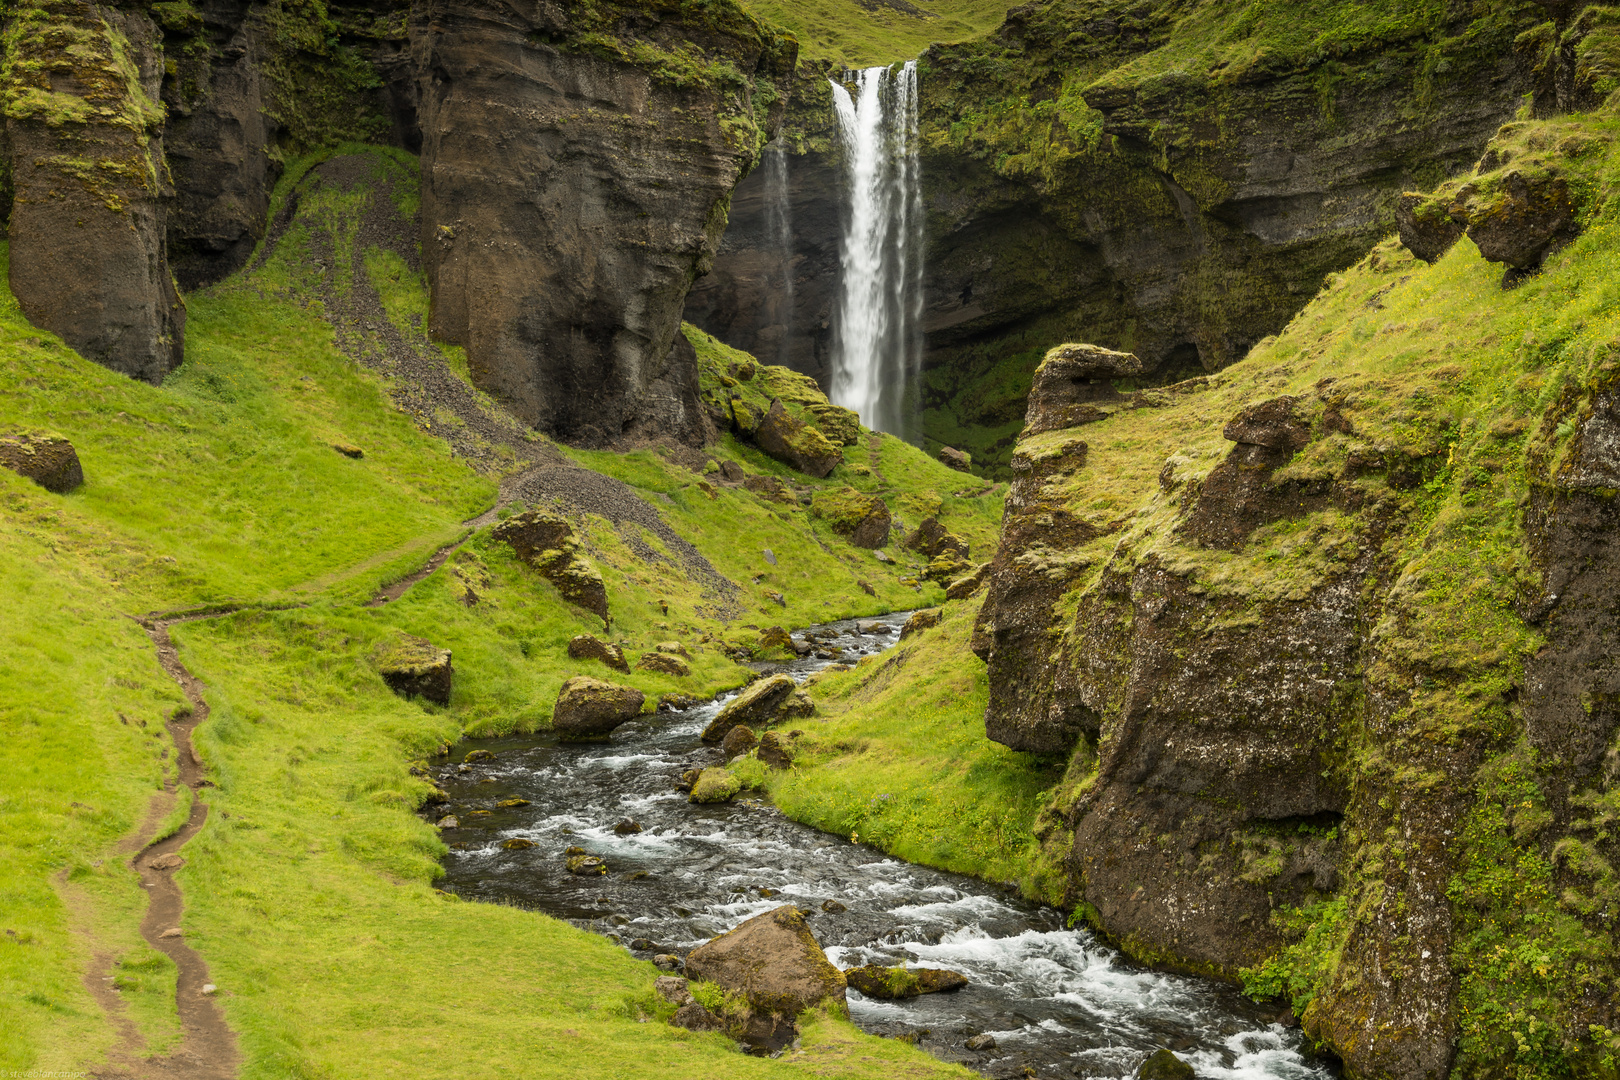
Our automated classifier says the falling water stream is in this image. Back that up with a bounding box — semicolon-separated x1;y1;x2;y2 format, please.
431;613;1337;1080
829;63;924;440
762;138;796;367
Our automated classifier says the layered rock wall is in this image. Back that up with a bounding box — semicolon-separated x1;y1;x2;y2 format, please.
412;0;796;447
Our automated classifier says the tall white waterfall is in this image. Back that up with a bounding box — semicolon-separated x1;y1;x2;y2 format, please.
828;61;923;440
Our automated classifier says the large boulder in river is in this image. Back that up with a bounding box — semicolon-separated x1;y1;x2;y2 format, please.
0;432;84;493
701;675;797;743
411;0;796;447
552;676;644;739
685;905;846;1016
843;964;969;999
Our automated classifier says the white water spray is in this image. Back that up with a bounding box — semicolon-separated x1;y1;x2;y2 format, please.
828;61;923;440
762;139;795;366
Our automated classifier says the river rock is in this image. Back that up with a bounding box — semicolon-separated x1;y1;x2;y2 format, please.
436;815;458;829
566;854;607;875
493;511;609;620
939;446;973;472
567;634;629;672
658;693;700;712
856;621;892;635
613;818;642;835
721;725;757;761
688;768;741;804
6;1;185;384
551;676;645;739
759;626;793;651
965;1033;996;1051
684;905;846;1016
635;651;689;677
654;954;682;971
843;964;969;999
1024;344;1144;436
375;635;454;706
0;433;84;494
1137;1049;1195;1080
901;610;941;639
464;749;496;763
756;731;793;770
702;674;797;742
501;838;535;850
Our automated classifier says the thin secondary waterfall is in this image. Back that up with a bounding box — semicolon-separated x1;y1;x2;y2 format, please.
762;139;795;367
828;61;923;440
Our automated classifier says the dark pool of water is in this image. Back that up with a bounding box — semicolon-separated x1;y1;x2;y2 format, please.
429;611;1337;1079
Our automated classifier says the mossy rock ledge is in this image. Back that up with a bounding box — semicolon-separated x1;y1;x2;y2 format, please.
374;635;453;706
0;431;84;493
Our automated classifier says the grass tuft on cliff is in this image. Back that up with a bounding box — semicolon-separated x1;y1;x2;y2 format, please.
742;0;1015;67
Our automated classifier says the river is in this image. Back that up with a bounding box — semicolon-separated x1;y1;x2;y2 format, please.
429;611;1338;1079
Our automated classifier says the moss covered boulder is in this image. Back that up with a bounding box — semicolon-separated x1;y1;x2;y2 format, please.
720;724;757;760
754;400;841;478
1136;1049;1194;1080
567;634;628;672
0;432;83;493
374;635;453;705
900;610;941;640
1396;191;1466;263
635;651;689;677
493;510;609;620
843;964;968;1000
810;488;891;549
688;767;741;803
701;674;797;742
684;905;846;1016
905;517;969;561
756;731;794;770
551;676;644;739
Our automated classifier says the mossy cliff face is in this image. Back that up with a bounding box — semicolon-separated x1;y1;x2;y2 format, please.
2;0;184;383
972;108;1620;1076
411;0;797;447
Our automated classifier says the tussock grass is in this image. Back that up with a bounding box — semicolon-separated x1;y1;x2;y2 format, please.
743;0;1014;67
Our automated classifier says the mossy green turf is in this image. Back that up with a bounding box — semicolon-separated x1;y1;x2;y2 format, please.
0;149;996;1073
741;0;1014;67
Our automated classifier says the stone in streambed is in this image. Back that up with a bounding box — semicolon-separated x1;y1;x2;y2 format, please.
721;725;757;761
567;634;628;672
684;905;846;1016
613;818;642;835
843;964;968;999
965;1033;997;1051
501;837;535;850
567;854;607;875
375;635;453;706
701;674;796;743
1137;1049;1195;1080
551;676;644;739
688;768;741;804
0;432;84;493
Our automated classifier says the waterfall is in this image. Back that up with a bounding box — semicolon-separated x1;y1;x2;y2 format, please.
828;61;923;440
762;139;795;367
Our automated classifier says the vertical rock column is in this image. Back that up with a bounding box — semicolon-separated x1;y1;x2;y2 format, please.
411;0;796;447
3;0;184;382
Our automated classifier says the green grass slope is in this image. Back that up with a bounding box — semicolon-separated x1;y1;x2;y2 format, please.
743;0;1014;67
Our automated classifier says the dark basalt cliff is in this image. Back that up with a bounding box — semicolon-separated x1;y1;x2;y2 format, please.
413;0;796;447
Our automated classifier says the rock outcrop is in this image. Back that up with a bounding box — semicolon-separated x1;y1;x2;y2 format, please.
684;905;846;1016
0;432;83;493
809;489;890;549
4;0;185;383
410;0;796;447
567;634;628;672
552;676;644;739
375;635;453;705
492;510;608;620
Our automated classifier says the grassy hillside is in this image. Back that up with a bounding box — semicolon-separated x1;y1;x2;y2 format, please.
0;145;1012;1078
743;0;1013;67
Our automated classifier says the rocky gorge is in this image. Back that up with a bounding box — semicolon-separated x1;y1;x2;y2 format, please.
6;1;1620;1079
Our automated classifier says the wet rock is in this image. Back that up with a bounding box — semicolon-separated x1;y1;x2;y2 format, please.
670;1001;725;1032
567;854;607;875
756;732;794;770
689;768;741;803
496;798;530;808
493;511;609;620
754;400;842;477
1137;1048;1195;1080
6;1;185;384
965;1033;996;1052
843;965;969;999
654;954;682;971
901;610;941;639
567;634;629;672
701;674;796;742
463;749;496;763
654;976;693;1005
1396;191;1465;263
1024;344;1145;436
564;846;585;856
684;905;846;1016
758;626;794;652
905;517;970;562
375;635;453;705
946;563;990;600
658;693;700;712
721;725;757;761
613;818;643;835
0;433;84;493
436;815;459;829
856;621;893;635
501;838;535;850
552;676;645;739
820;899;846;914
939;446;973;472
678;769;701;792
636;651;690;677
629;938;657;951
